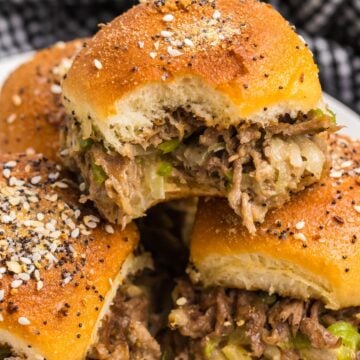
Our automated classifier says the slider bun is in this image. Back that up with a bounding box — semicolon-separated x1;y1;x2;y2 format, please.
0;153;139;360
190;135;360;310
63;0;322;149
0;40;84;160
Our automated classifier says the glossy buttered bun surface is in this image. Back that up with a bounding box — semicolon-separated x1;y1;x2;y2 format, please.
0;154;138;360
0;40;84;160
63;0;322;144
191;135;360;310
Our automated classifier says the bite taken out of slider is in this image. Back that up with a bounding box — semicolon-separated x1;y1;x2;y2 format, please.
169;134;360;359
0;154;160;359
62;0;336;232
0;39;85;161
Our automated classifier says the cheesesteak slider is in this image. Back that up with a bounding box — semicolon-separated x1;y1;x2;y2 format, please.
0;40;84;161
0;154;160;359
169;134;360;359
62;0;336;232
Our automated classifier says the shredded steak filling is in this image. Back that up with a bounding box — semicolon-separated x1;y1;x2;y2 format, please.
65;109;335;230
88;283;161;360
169;278;360;359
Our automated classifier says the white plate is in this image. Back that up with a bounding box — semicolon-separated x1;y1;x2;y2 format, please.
0;52;359;138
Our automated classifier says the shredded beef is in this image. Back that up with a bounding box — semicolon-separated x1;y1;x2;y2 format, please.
68;107;333;233
268;299;305;336
170;278;359;359
268;116;334;137
299;302;340;349
236;292;267;357
89;285;161;360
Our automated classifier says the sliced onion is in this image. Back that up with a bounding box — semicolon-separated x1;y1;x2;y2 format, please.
295;136;325;179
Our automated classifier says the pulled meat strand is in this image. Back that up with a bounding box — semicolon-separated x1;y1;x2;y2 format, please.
170;278;358;359
89;286;161;360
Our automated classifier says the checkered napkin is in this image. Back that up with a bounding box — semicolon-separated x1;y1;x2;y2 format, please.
0;0;359;114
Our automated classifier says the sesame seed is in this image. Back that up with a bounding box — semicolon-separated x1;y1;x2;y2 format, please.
18;317;31;326
295;221;305;230
184;38;194;47
71;228;80;238
11;279;23;289
294;233;307;242
45;193;58;202
105;224;115;234
31;176;42;185
330;170;343;178
48;172;60;181
0;290;5;301
213;10;221;20
86;215;100;223
167;46;183;57
37;281;44;291
6;261;21;274
28;196;39;203
18;273;30;281
50;230;61;239
93;59;103;70
6;114;16;124
353;205;360;214
149;52;157;59
298;35;306;44
2;169;11;179
55;41;66;49
161;30;173;38
341;160;353;169
138;41;144;49
12;94;22;106
5;161;17;168
176;297;187;306
53;181;68;189
34;270;40;281
86;222;97;229
60;149;69;157
36;213;45;221
62;276;72;285
50;84;62;94
20;257;31;265
154;41;160;51
162;14;174;22
79;182;86;192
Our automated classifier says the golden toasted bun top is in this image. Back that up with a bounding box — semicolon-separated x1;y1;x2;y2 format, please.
191;135;360;308
0;40;85;161
0;154;138;360
63;0;321;121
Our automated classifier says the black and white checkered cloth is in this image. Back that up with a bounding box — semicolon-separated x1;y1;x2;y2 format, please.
0;0;359;114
